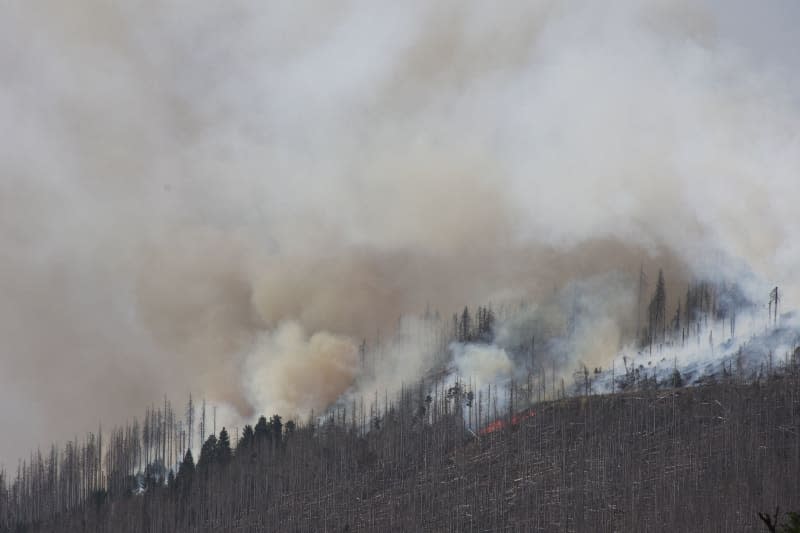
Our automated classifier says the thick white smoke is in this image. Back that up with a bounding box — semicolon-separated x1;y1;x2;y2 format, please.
244;322;359;419
451;343;514;392
1;0;799;463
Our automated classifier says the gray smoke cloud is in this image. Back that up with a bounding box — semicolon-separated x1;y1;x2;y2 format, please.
1;0;799;464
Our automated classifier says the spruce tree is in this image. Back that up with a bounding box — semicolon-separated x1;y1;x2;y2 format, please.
460;306;471;342
236;425;254;455
647;269;667;349
197;434;217;471
177;450;194;478
216;428;232;464
270;415;283;445
254;416;270;442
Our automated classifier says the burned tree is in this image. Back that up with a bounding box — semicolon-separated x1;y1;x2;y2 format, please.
647;269;667;351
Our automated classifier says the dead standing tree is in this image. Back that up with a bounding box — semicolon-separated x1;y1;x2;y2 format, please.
769;286;780;327
647;270;667;353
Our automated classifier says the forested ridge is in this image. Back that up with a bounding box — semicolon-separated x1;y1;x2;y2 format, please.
4;0;800;529
3;276;800;532
3;370;800;531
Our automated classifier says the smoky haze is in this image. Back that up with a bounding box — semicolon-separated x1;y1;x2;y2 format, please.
1;0;799;464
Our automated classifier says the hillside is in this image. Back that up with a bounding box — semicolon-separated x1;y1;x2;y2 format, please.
3;371;799;532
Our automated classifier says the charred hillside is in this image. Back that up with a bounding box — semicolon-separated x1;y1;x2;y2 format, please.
3;370;799;532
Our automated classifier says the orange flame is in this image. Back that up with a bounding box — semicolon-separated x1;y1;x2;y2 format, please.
478;408;536;435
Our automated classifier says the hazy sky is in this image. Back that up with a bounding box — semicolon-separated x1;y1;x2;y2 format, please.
1;1;798;465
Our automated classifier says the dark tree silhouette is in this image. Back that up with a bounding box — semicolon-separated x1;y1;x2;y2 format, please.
460;306;471;342
197;434;217;472
236;425;254;454
216;428;231;465
254;416;270;442
647;269;667;350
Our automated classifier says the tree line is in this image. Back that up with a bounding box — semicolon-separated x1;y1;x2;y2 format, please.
2;270;798;531
3;365;800;531
638;269;755;352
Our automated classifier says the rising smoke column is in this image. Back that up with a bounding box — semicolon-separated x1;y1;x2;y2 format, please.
1;0;799;463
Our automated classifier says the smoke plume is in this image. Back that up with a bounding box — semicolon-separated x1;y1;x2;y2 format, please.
451;344;514;392
1;0;799;463
244;322;359;419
